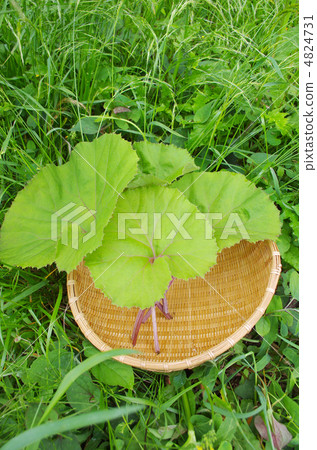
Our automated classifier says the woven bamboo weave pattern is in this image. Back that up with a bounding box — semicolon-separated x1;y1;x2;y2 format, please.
67;239;281;372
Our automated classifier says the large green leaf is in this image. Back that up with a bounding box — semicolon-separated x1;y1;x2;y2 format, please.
173;172;281;250
128;141;198;188
0;134;138;272
85;186;218;308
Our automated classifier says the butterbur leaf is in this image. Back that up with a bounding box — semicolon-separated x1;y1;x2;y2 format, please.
218;442;233;450
128;173;167;188
173;172;281;250
0;134;138;272
254;415;292;450
128;141;198;188
85;186;218;308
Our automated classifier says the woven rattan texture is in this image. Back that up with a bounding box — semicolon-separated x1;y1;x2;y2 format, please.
67;240;281;372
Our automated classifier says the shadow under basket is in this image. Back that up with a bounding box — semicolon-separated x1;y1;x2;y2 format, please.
67;240;281;373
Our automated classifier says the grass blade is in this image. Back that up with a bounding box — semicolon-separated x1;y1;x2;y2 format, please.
40;348;137;423
2;406;144;450
3;281;48;311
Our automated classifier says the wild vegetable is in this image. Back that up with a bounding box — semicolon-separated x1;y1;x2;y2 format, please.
0;134;281;352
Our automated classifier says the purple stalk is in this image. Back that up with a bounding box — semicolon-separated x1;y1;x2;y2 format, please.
131;278;175;352
151;306;160;354
155;301;172;320
163;277;174;315
162;295;168;315
142;308;152;323
162;295;170;316
131;308;146;346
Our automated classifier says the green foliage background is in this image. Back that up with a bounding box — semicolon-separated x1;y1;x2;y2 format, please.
0;0;298;448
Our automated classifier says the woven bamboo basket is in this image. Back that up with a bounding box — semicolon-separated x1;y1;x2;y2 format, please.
67;240;281;372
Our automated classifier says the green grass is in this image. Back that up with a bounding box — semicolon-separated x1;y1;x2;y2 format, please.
0;0;298;448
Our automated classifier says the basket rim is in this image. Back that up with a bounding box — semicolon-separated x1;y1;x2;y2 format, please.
67;240;281;372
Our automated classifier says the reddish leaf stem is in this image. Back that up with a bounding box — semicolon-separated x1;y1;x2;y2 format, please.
131;308;146;346
155;301;172;320
163;277;174;315
142;308;152;323
151;306;160;354
131;278;175;352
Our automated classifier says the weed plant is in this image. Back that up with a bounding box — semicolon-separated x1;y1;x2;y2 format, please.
0;0;298;448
